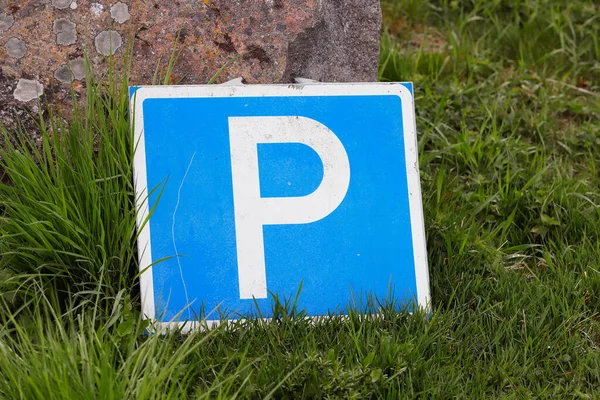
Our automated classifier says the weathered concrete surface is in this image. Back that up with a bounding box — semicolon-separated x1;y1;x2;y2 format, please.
0;0;381;133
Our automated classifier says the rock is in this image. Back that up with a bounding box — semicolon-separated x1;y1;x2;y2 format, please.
282;0;382;83
0;0;381;133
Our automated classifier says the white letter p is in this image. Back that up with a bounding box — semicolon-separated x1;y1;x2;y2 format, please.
228;116;350;299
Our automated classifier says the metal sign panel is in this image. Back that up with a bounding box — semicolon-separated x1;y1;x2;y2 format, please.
131;83;429;327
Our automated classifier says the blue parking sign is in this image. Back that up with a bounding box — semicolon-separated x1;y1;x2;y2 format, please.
132;83;430;327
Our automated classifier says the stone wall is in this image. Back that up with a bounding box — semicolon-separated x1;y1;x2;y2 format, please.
1;0;381;132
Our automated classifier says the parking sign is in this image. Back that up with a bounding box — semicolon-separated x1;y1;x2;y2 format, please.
132;83;429;327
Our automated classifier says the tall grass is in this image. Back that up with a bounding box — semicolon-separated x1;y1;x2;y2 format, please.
0;288;261;399
0;57;137;314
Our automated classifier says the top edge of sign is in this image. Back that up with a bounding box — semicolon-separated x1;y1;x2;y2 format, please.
129;82;414;100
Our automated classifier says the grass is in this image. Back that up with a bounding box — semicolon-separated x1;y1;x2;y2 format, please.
0;56;137;314
1;0;600;397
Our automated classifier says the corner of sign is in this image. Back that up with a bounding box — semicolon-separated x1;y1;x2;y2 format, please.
400;82;414;96
129;86;141;99
385;82;414;104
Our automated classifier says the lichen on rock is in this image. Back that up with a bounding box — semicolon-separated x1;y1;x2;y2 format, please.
95;30;122;56
13;79;44;102
53;18;77;46
52;0;72;9
90;3;104;17
0;12;14;32
110;2;130;24
5;38;27;59
54;58;86;83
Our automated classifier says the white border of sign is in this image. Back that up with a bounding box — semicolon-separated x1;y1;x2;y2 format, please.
131;83;430;331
